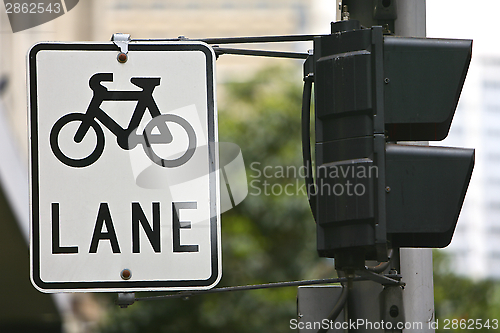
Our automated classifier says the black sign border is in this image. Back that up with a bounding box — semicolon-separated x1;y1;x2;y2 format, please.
28;42;220;292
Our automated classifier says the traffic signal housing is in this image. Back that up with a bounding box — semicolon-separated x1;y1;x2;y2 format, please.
310;20;474;270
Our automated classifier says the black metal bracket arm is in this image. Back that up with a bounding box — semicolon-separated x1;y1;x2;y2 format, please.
131;270;403;304
132;33;324;45
213;47;308;59
131;34;321;60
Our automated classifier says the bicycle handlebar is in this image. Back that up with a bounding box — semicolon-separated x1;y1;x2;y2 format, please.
89;73;113;91
88;73;161;98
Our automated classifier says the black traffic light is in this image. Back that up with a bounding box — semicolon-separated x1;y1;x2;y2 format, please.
305;20;474;270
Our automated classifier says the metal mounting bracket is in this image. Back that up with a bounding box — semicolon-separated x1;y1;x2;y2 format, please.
111;33;131;54
116;293;135;308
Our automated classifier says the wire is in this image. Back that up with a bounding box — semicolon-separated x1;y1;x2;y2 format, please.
366;249;394;273
316;284;348;333
366;260;391;273
302;73;316;220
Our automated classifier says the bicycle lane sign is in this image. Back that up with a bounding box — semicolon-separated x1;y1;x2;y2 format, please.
28;41;221;292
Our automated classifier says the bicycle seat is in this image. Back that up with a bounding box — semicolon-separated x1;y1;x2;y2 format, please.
130;77;161;90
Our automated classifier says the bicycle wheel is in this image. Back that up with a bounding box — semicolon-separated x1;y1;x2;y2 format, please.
143;114;196;168
50;113;105;168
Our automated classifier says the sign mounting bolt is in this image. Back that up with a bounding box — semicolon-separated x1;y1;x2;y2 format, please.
120;268;132;280
117;53;128;63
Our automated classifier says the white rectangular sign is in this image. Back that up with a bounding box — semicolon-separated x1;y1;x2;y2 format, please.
28;41;221;292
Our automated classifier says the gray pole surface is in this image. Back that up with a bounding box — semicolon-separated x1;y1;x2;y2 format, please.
394;0;426;37
395;1;436;332
400;249;435;333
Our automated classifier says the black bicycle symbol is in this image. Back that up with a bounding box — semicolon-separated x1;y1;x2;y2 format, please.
50;73;196;168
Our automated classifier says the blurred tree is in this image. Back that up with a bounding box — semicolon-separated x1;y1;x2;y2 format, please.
98;65;333;333
434;250;500;332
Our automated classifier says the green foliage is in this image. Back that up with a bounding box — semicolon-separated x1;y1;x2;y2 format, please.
98;66;332;333
433;250;500;332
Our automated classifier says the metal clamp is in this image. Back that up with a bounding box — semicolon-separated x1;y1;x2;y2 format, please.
112;33;131;53
355;268;405;286
111;33;131;63
116;293;135;308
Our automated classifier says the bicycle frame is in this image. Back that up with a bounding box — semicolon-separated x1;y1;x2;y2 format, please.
74;73;167;150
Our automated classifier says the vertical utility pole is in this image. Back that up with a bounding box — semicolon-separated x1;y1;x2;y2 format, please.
395;2;436;332
394;0;426;37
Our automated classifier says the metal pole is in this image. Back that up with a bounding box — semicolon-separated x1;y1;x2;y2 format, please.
394;0;426;37
399;249;435;333
395;1;435;332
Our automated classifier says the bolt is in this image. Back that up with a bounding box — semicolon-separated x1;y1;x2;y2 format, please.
342;5;350;21
386;186;391;193
120;268;132;280
384;78;390;84
390;305;399;318
383;24;392;34
117;52;128;63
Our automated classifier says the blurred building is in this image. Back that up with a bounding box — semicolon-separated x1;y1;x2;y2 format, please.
438;57;500;279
